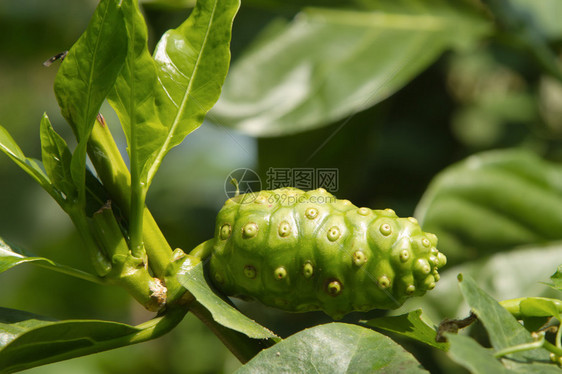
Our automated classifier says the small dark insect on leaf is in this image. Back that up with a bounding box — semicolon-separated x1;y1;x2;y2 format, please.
436;312;477;342
43;51;68;67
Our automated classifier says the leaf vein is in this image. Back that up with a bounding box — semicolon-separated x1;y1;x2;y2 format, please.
147;0;218;184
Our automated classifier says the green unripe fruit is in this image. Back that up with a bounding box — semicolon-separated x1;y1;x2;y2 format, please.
208;188;446;319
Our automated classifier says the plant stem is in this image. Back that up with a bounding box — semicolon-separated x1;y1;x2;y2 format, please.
127;103;147;260
142;208;173;274
494;333;562;359
189;239;215;259
544;339;562;358
87;119;272;360
68;209;112;277
92;202;166;311
493;335;546;358
129;182;147;260
88;118;172;276
130;307;188;342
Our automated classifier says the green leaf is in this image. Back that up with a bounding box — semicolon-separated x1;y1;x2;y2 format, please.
237;323;429;373
0;310;136;373
39;113;76;200
0;306;186;373
547;265;562;290
519;298;561;320
177;260;276;340
0;237;55;274
210;0;491;136
415;149;562;265
447;333;508;374
365;309;449;351
140;0;196;8
245;0;350;8
1;118;106;215
109;0;240;257
447;325;562;373
508;363;562;374
457;274;550;363
0;125;57;201
107;0;158;187
54;0;127;141
54;0;127;204
144;0;240;187
0;236;104;284
106;0;161;257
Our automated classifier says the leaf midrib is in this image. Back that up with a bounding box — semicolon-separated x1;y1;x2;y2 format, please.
147;0;218;185
83;0;111;141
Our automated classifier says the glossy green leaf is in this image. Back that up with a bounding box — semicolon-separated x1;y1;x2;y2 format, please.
143;0;240;187
106;0;160;256
54;0;127;141
39;113;76;200
210;0;491;136
1;118;105;214
237;323;429;373
0;307;186;373
457;274;550;363
0;308;137;374
0;238;55;274
365;309;448;351
0;236;104;285
54;0;127;204
107;0;158;186
0;125;55;200
177;260;277;340
226;0;345;10
415;150;562;264
0;122;69;225
140;0;196;9
447;333;508;374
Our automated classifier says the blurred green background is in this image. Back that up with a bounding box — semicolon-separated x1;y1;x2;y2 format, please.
1;0;562;372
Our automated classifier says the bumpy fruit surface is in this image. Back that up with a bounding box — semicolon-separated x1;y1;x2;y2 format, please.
208;188;446;319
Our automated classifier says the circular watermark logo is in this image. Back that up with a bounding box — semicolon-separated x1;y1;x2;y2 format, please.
224;168;262;202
